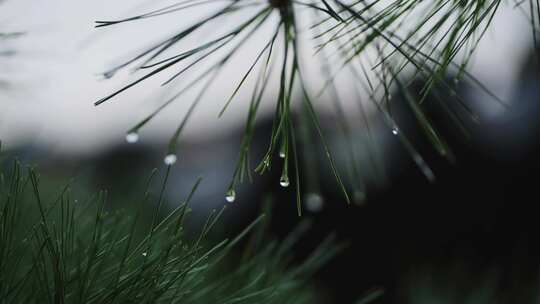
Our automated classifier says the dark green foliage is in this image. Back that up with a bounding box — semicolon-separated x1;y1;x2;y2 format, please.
0;160;344;303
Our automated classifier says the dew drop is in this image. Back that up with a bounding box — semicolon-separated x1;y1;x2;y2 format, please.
279;151;286;158
305;193;324;212
225;189;236;203
164;154;177;166
353;190;366;206
125;132;139;144
413;154;435;182
142;252;147;257
391;126;399;135
280;176;290;188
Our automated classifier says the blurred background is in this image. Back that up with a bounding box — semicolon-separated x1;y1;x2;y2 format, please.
2;0;540;303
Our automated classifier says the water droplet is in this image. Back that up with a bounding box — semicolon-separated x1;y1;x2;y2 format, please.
125;132;139;144
353;190;366;206
413;154;435;182
305;193;324;212
225;189;236;203
280;176;290;188
391;126;399;135
142;252;147;257
163;154;177;166
279;151;286;158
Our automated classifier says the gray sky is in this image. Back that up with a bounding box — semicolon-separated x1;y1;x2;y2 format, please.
0;0;533;155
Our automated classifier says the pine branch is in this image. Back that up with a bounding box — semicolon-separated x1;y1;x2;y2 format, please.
92;0;535;212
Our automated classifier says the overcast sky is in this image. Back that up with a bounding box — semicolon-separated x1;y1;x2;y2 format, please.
0;0;533;155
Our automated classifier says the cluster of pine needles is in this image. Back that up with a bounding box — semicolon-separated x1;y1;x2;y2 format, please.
0;152;375;303
93;0;540;212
